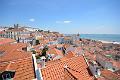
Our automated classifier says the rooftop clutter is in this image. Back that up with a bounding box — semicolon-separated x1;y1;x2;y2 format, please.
0;24;120;80
0;43;36;80
41;53;94;80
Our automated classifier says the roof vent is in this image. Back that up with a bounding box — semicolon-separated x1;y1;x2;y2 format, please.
40;56;46;68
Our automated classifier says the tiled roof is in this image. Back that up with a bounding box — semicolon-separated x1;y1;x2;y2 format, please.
63;44;71;49
41;55;94;80
0;43;31;62
0;57;35;80
48;45;57;49
6;28;25;32
64;67;94;80
0;62;14;72
59;51;75;61
13;57;35;80
64;67;77;80
114;69;120;76
111;60;120;69
0;31;5;34
47;48;63;56
0;61;14;72
0;43;35;80
0;38;16;45
101;69;120;80
85;51;96;61
96;54;110;62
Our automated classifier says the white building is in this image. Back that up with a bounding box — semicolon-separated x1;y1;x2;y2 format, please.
96;54;113;70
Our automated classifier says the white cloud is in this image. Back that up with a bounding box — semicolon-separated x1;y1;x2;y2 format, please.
63;21;72;23
56;20;72;24
29;18;35;22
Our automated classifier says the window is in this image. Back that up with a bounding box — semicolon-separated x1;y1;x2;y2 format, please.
2;73;11;80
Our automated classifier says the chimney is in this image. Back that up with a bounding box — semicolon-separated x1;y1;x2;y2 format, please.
96;67;101;76
40;56;46;68
89;61;101;78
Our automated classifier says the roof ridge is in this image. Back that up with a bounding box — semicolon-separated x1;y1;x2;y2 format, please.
5;61;15;71
64;66;78;79
64;67;77;79
46;56;76;67
67;67;81;73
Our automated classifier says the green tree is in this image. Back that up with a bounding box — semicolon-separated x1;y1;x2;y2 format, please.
31;50;36;54
41;46;48;56
36;40;40;45
38;30;43;32
36;55;41;59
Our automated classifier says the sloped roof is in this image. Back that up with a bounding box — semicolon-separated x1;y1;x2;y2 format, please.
114;69;120;76
111;60;120;69
60;51;76;61
0;43;35;80
41;55;94;80
0;43;31;62
6;28;26;32
47;48;63;56
101;69;120;80
0;38;16;45
0;57;35;80
64;67;94;80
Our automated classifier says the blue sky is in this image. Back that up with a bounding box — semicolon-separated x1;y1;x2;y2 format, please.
0;0;120;34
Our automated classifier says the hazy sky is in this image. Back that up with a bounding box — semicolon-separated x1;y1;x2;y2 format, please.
0;0;120;34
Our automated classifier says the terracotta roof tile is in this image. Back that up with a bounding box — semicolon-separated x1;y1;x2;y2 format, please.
0;43;31;62
111;60;120;69
0;43;35;80
41;56;94;80
47;48;63;56
114;69;120;76
0;38;16;45
60;51;76;61
101;69;120;80
0;57;35;80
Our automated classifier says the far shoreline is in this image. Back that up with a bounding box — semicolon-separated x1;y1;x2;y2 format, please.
81;38;120;44
98;40;120;44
